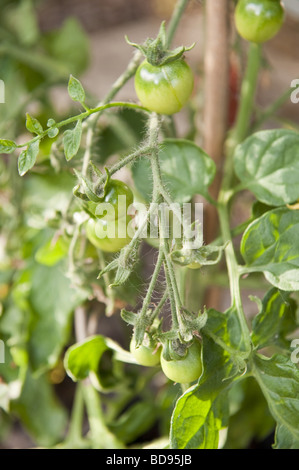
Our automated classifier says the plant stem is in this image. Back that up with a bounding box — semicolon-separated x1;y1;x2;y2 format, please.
66;383;84;445
226;43;262;156
216;43;263;353
166;0;190;48
251;86;293;132
17;101;149;149
82;381;124;449
138;249;164;322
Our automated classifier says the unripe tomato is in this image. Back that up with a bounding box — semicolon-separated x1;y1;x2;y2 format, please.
235;0;285;44
135;59;194;115
161;339;202;383
85;216;132;253
88;179;134;222
130;336;161;367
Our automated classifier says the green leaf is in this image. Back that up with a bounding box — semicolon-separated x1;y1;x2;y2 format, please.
203;308;248;356
26;113;43;135
108;402;157;445
24;170;75;214
274;424;299;449
132;139;216;203
4;0;39;46
63;120;82;161
43;18;89;76
35;236;69;266
18;140;39;176
68;75;85;103
251;288;298;349
252;354;299;448
64;335;137;391
241;207;299;291
11;370;67;447
47;127;59;138
28;262;87;371
225;378;275;449
170;334;236;449
234;129;299;206
0;139;17;154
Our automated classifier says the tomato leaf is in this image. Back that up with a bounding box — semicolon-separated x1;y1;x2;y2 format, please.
63;119;82;161
274;424;299;449
26;113;43;135
64;335;137;391
0;139;17;154
170;335;234;449
18;140;39;176
252;354;299;448
11;370;67;447
241;207;299;290
28;262;87;371
68;75;85;103
132;139;216;203
35;236;69;266
251;288;298;349
234;129;299;206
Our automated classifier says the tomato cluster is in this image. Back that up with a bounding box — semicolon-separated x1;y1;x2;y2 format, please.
130;336;203;384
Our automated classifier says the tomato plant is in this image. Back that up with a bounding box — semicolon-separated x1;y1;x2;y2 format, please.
0;0;299;453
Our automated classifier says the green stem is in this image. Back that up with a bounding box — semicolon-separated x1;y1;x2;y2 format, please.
82;381;124;449
139;249;164;319
166;0;190;48
251;86;293;132
0;42;70;79
226;42;262;158
97;145;152;183
17;101;149;149
216;43;263;353
81;50;143;175
218;203;250;350
164;261;179;330
66;383;84;445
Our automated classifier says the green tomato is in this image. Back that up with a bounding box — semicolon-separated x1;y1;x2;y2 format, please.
135;59;194;115
235;0;285;44
85;216;132;253
130;336;161;367
88;179;134;222
161;339;202;383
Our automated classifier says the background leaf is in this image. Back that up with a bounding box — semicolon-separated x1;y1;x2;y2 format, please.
252;354;299;449
251;288;298;349
11;370;67;447
28;262;87;372
234;129;299;206
132;139;216;203
241;207;299;291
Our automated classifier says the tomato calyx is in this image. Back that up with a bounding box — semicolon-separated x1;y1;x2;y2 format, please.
126;21;194;67
162;338;189;362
